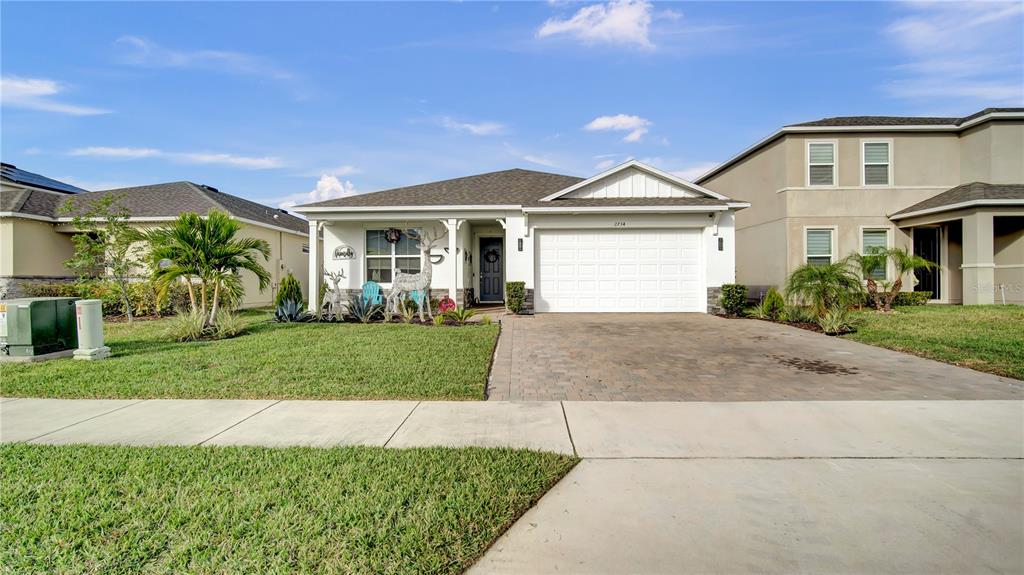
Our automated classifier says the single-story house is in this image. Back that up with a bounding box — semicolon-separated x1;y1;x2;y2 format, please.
292;160;749;314
1;163;314;306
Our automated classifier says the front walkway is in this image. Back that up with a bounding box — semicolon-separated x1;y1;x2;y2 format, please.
486;313;1022;401
3;397;1022;573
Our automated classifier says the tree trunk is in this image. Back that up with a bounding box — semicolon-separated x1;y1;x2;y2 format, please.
200;282;208;318
119;281;134;325
208;281;221;328
884;277;903;312
186;280;197;313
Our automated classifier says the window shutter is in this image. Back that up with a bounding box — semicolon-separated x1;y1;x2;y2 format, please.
806;229;832;257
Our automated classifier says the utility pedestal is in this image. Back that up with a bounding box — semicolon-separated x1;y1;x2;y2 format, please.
73;299;110;360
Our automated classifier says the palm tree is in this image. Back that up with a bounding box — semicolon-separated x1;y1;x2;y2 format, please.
784;261;864;318
882;248;933;311
145;210;271;326
847;247;889;310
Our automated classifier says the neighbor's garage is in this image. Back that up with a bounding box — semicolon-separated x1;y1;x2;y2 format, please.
534;228;703;312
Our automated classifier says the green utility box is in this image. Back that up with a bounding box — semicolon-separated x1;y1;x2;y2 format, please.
0;297;79;358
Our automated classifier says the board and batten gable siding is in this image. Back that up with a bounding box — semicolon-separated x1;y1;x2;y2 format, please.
563;167;701;199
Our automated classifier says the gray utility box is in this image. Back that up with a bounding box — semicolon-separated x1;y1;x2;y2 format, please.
0;297;79;358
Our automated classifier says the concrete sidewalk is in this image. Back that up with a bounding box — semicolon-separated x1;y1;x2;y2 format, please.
1;398;1020;457
3;397;1021;574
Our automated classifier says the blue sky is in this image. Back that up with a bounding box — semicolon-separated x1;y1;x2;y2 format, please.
2;1;1022;208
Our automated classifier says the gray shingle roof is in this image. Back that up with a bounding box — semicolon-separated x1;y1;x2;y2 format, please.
789;107;1023;128
890;182;1024;217
296;167;739;210
1;180;308;234
0;163;88;194
298;168;585;208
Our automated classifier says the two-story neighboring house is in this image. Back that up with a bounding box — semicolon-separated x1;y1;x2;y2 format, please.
696;108;1024;305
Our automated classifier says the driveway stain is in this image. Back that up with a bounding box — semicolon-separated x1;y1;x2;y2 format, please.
769;354;860;376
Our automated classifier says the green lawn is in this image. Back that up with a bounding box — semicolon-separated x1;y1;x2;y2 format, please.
0;444;575;574
0;312;500;400
845;305;1024;380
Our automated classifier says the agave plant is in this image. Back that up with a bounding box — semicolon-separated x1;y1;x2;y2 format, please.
347;297;382;323
398;301;416;324
274;299;313;323
445;306;477;325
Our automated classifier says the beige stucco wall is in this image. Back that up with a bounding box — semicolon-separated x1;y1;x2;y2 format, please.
961;121;1024;184
2;218;77;277
735;218;787;287
235;223;310;309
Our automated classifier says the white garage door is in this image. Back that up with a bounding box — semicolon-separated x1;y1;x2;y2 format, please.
535;228;703;312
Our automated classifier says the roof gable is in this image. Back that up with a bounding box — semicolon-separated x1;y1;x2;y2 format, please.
540;160;729;202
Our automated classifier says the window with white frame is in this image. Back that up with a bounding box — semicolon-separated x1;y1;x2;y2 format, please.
808;142;835;186
365;229;422;284
863;141;891;186
861;229;889;280
805;228;833;266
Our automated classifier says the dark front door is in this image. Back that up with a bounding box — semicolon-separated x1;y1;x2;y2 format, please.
913;227;941;299
479;237;503;302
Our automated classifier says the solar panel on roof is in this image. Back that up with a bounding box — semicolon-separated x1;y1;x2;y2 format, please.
1;165;87;194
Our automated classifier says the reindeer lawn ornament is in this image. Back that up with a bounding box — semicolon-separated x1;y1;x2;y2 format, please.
387;227;446;322
322;270;346;320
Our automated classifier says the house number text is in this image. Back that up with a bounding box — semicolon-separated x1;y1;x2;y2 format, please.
613;221;627;227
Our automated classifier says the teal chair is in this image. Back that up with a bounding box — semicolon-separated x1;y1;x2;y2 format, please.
361;281;384;305
407;289;427;311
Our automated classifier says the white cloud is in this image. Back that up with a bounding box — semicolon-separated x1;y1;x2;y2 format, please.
70;146;160;158
68;146;283;169
584;114;652;142
0;76;110;116
277;175;359;209
115;36;294;81
504;143;558;168
538;0;655;48
594;158;618;171
438;116;507;136
882;2;1024;106
670;161;720;181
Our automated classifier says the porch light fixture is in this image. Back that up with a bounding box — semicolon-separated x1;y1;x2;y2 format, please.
518;238;523;251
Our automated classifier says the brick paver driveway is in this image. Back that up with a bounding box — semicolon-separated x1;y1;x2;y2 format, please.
486;314;1022;401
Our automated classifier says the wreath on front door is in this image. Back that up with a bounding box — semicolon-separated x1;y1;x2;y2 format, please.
484;249;500;264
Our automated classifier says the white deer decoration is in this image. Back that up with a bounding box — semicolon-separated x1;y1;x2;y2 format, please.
387;227;446;322
322;270;346;320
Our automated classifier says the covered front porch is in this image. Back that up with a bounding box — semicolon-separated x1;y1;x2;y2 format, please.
304;211;522;311
893;209;1024;305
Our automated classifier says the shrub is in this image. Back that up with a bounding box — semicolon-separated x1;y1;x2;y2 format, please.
894;291;931;306
782;305;817;324
719;284;748;316
505;281;526;314
445;306;477;325
761;287;785;320
275;273;303;308
166;310;207;342
213;310;246;339
817;307;856;335
432;314;446;326
480;315;493;325
398;301;416;324
25;280;190;318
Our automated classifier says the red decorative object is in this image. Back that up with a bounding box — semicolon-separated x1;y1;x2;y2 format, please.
438;296;456;313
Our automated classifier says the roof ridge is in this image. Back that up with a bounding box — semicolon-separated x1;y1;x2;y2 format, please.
186;181;231;213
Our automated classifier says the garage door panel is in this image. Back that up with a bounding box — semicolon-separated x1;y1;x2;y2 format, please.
535;228;703;313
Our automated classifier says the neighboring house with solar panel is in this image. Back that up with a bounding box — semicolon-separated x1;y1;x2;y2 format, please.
696;108;1024;305
0;163;314;307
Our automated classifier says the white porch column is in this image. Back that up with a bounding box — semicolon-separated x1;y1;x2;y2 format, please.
307;219;321;311
445;218;458;301
962;211;995;305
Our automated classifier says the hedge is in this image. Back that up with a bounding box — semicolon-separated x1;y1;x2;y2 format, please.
24;280;192;318
719;284;748;316
505;281;526;314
